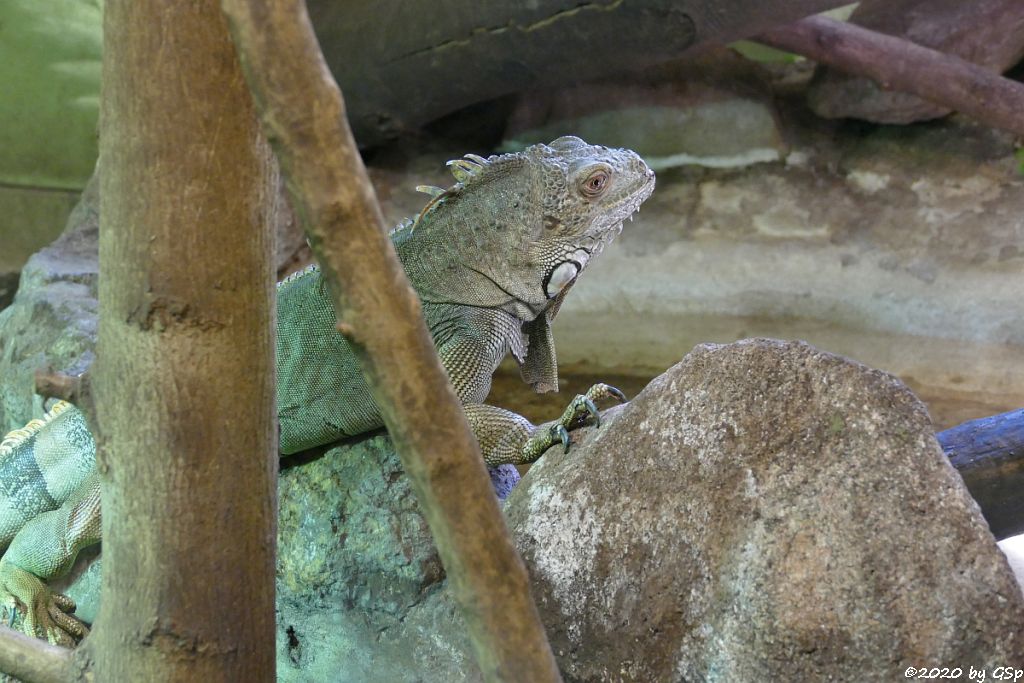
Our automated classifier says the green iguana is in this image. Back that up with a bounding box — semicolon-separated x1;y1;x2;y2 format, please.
0;136;655;645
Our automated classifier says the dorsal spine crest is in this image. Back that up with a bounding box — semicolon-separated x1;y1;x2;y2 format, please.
277;264;320;290
0;400;73;455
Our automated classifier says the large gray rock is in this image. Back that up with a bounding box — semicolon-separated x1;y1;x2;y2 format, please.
505;339;1024;681
275;339;1023;681
808;0;1024;124
275;436;471;682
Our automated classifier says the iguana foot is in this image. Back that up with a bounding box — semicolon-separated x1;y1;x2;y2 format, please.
0;561;88;647
521;383;626;462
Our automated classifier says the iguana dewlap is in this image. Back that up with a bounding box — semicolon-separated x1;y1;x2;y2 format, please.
0;136;654;645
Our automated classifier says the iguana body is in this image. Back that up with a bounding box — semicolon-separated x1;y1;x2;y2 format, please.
0;136;654;644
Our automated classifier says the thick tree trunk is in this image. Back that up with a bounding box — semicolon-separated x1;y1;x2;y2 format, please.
85;1;278;681
307;0;852;146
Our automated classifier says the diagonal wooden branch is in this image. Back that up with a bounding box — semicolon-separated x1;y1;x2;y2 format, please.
219;1;561;680
0;625;72;683
756;15;1024;137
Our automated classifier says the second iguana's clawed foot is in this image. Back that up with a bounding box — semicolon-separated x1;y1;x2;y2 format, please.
520;383;627;463
0;561;88;647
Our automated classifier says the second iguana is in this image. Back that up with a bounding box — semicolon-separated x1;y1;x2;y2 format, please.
0;136;655;644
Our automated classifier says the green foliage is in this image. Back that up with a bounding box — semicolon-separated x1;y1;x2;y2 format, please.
729;40;801;64
0;0;101;190
1015;147;1024;175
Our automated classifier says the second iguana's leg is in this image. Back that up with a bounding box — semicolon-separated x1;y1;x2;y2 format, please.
464;383;625;467
0;472;101;646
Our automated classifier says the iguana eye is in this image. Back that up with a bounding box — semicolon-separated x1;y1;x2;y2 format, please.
580;169;610;198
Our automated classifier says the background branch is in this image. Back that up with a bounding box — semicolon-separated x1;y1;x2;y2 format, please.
308;0;852;145
757;15;1024;137
220;1;561;680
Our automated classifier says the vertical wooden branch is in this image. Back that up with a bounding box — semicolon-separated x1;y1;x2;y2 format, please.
219;1;561;680
88;1;278;680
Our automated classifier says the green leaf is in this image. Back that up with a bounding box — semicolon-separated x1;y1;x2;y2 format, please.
728;40;801;64
0;0;101;191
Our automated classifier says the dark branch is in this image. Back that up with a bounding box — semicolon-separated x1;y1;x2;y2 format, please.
940;409;1024;541
756;16;1024;137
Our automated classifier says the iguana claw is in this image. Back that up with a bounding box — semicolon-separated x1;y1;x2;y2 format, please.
520;383;628;463
555;424;571;453
0;560;88;647
583;397;600;428
605;385;627;402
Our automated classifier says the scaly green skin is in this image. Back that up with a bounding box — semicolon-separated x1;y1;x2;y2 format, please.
0;136;655;645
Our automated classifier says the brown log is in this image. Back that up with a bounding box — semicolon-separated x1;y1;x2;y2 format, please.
757;16;1024;137
220;1;561;681
306;0;852;145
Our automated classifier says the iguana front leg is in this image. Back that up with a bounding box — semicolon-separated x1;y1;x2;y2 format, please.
465;383;625;466
0;473;100;646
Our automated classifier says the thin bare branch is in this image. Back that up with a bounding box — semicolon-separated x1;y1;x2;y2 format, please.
0;625;72;683
34;369;85;407
757;16;1024;137
219;1;561;680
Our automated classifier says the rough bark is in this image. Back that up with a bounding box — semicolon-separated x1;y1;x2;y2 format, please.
219;2;561;681
85;1;278;681
306;0;852;146
757;16;1024;137
941;410;1024;541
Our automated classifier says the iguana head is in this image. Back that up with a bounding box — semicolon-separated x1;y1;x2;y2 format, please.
400;136;655;322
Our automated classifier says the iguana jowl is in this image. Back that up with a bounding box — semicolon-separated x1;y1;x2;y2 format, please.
0;136;655;644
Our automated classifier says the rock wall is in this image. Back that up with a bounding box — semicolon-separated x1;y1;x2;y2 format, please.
0;170;305;433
